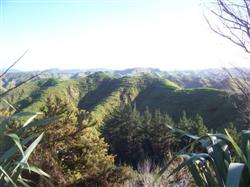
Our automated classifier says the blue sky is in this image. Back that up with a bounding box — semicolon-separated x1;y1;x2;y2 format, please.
0;0;249;71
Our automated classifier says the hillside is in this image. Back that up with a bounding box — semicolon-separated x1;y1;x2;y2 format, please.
1;72;242;129
135;87;239;129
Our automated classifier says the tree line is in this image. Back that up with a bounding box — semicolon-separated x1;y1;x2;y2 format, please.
103;103;208;167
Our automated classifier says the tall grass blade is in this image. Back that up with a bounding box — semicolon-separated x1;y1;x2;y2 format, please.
22;112;42;127
7;133;25;157
0;166;18;187
0;135;33;163
225;129;248;166
226;163;246;187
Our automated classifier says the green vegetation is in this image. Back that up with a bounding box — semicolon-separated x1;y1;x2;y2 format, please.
103;104;208;167
1;0;248;184
0;71;246;186
135;85;240;129
156;126;250;187
178;112;208;136
29;96;134;186
1;73;243;130
0;111;51;186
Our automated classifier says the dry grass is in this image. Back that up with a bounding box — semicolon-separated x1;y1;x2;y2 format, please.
126;159;194;187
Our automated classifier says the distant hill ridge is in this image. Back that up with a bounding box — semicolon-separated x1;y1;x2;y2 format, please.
1;67;250;90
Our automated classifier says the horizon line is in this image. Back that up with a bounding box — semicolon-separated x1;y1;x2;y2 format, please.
2;66;250;73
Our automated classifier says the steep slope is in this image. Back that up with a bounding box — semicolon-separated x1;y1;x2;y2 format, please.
134;86;241;129
2;73;119;114
78;75;181;123
2;78;80;112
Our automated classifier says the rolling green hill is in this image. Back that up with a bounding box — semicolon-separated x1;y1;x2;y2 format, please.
0;72;242;129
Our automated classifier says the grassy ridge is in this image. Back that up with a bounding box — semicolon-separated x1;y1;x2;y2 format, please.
1;79;79;112
1;73;242;129
135;86;240;129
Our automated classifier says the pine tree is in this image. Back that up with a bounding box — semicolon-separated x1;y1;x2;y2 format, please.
177;112;208;149
103;103;144;166
179;111;193;132
178;112;208;136
146;110;176;163
193;114;208;136
104;105;178;165
141;107;153;158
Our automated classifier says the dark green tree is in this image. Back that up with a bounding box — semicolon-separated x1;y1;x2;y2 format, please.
193;114;208;136
140;107;153;157
104;105;177;165
144;109;176;163
103;104;144;167
178;111;193;132
179;112;208;136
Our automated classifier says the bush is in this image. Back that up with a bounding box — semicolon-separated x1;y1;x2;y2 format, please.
32;96;134;186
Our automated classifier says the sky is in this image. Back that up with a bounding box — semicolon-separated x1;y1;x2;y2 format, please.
0;0;249;71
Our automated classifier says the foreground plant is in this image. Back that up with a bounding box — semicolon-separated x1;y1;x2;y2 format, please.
155;126;250;187
0;111;54;186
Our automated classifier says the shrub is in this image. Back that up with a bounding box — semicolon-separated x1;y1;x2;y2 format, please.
32;96;134;186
